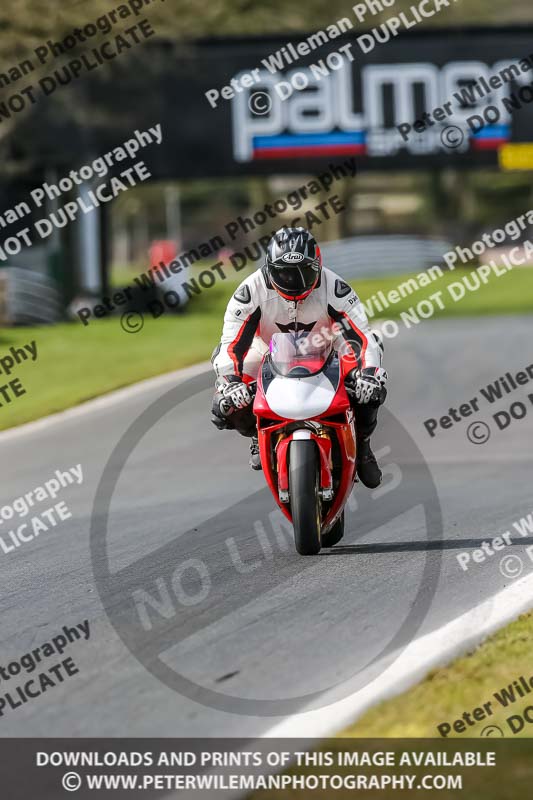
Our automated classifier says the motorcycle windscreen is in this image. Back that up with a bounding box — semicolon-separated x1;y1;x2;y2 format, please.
269;331;330;377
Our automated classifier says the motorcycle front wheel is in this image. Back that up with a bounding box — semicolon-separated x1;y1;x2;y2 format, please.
289;439;321;556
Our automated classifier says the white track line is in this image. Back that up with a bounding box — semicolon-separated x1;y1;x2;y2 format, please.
263;571;533;737
0;361;211;443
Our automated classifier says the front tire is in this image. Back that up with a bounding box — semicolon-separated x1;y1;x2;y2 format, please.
289;440;321;556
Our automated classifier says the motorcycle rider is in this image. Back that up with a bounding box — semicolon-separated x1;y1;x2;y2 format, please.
211;226;388;488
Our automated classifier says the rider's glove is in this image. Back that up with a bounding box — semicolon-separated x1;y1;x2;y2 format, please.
221;377;253;413
346;367;388;404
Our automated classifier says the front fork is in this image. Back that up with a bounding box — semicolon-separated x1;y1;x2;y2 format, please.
276;430;333;505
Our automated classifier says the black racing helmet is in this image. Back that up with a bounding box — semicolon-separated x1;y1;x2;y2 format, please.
265;227;322;300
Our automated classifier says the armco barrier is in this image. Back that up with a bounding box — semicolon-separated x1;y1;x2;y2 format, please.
319;235;453;280
0;268;62;325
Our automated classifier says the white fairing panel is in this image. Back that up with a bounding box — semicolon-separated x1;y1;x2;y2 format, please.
265;374;336;420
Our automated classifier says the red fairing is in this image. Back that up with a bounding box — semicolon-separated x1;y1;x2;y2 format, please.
254;366;284;420
325;376;351;416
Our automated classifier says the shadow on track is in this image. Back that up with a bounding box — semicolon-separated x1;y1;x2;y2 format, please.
321;537;533;555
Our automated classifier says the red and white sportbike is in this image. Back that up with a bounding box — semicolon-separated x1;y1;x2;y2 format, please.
253;332;357;556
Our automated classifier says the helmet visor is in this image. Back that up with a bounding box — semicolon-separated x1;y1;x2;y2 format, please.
269;262;319;297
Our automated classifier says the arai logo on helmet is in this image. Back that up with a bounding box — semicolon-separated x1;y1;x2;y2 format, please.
282;252;304;263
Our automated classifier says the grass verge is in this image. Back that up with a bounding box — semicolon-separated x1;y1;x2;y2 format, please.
0;282;231;431
0;266;531;431
356;264;533;319
342;611;533;738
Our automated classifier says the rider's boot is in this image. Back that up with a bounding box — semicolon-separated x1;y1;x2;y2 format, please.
356;436;382;488
249;435;262;471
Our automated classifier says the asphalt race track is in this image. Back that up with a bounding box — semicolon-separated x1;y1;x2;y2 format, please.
2;315;532;737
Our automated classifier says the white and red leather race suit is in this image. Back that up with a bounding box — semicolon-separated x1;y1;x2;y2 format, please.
212;265;383;383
